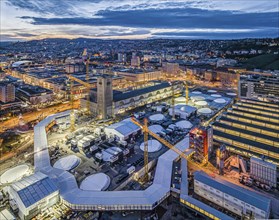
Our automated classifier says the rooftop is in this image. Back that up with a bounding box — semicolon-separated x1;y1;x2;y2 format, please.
194;171;271;212
11;172;58;208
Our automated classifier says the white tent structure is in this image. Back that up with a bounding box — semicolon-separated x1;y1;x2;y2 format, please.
0;164;30;184
104;118;141;141
53;155;80;171
211;94;222;98
140;140;162;153
149;114;165;122
175;97;186;103
213;98;226;104
175;120;193;129
195;101;207;106
226;92;237;96
80;173;111;191
191;96;205;101
192;91;202;95
207;89;217;93
197;108;212;115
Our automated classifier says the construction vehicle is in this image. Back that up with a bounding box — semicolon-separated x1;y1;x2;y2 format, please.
130;117;217;183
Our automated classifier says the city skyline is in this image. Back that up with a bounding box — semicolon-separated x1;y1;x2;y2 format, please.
1;0;279;41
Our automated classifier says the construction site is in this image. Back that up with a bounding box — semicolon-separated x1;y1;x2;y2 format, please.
1;51;278;220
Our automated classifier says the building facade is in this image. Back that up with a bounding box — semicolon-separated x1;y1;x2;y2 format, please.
189;126;213;163
194;171;271;219
0;82;15;103
239;74;279;102
250;157;278;188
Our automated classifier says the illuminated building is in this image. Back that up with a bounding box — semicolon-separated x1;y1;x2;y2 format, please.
194;171;271;219
189;126;213;162
8;172;59;220
213;99;279;165
85;80;182;118
250;157;277;188
239;74;279;102
0;82;15;103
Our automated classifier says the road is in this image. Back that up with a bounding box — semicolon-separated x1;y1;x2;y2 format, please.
0;100;80;132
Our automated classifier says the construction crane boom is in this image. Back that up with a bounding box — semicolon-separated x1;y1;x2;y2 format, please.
130;117;217;181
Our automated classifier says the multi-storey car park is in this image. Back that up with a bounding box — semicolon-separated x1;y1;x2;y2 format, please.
213;99;279;165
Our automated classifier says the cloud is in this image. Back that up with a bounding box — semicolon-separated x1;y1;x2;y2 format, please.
21;8;278;29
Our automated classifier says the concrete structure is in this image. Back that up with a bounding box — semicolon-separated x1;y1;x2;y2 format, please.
239;74;279;102
104;118;141;141
8;172;59;220
194;171;271;219
250;157;277;188
213;99;279;165
0;82;15;103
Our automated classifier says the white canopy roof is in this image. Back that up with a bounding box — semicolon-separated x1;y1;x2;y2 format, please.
198;108;212;114
211;94;222;98
53;155;80;171
149;114;165;121
80;173;110;191
213;98;226;104
0;164;30;184
207;89;217;93
175;120;193;129
140;140;162;153
195;101;207;106
192;91;202;94
191;96;205;101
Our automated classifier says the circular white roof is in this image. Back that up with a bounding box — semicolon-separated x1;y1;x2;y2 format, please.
0;164;30;184
53;155;80;171
80;173;110;191
198;108;212;114
208;89;217;93
214;98;226;104
226;92;237;96
191;96;205;101
140;140;162;153
175;120;193;129
148;125;163;134
149;114;165;121
211;94;222;98
175;97;186;103
195;101;207;106
192;91;202;94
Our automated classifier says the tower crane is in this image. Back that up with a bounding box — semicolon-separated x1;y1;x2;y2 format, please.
67;74;96;131
130;117;218;183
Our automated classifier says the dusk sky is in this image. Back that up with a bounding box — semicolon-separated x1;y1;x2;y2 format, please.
1;0;279;41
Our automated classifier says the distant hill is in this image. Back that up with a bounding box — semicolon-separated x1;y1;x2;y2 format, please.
241;54;279;70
